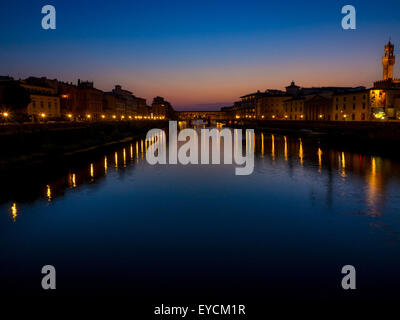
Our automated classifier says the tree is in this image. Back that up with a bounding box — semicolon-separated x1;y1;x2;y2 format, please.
0;81;31;112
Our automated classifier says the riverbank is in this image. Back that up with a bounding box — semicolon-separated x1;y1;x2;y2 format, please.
0;121;168;172
233;120;400;157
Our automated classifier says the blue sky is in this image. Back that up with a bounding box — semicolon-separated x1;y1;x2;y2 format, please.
1;0;400;109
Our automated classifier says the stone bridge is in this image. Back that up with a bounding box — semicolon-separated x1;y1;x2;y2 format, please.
176;111;227;121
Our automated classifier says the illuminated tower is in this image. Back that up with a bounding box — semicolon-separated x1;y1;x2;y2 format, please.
382;41;395;80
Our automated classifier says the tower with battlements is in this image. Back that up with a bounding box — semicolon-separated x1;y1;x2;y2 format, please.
382;41;395;80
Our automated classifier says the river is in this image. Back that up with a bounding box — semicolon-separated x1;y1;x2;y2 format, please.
1;126;400;301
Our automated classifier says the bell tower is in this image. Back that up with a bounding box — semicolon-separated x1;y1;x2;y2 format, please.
382;41;395;80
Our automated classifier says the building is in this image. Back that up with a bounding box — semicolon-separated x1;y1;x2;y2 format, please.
371;41;400;120
332;89;370;121
257;91;290;120
77;80;103;120
151;96;174;119
135;97;149;118
369;88;400;120
285;81;301;96
103;92;126;119
284;96;306;120
20;79;60;120
303;94;333;121
238;91;262;119
112;85;135;117
58;82;80;118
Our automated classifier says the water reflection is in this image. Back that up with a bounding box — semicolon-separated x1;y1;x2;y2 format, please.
1;129;400;221
318;148;322;173
284;136;288;162
341;152;346;178
46;185;51;202
10;203;17;222
271;135;275;161
90;163;94;180
299;138;303;166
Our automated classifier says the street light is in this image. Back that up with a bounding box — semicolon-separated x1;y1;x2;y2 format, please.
41;113;46;118
3;112;8;118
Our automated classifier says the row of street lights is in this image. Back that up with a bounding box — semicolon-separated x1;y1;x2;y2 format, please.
1;111;165;122
67;114;165;121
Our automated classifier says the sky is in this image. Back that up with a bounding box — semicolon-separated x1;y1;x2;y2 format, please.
1;0;400;110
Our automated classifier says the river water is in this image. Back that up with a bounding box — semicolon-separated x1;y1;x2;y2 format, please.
1;126;400;301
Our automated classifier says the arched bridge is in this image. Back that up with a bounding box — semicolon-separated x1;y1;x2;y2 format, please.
176;111;227;121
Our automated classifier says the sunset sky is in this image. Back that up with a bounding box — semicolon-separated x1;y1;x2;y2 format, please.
1;0;400;110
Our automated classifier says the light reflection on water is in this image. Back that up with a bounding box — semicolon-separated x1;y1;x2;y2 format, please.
1;129;399;221
1;127;400;298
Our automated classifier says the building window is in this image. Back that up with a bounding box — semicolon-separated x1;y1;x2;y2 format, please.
352;114;355;120
361;113;365;120
353;96;356;101
343;104;346;110
353;104;356;110
48;102;52;109
32;101;36;108
336;105;338;110
40;101;44;108
344;97;347;102
362;103;365;109
335;114;338;120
